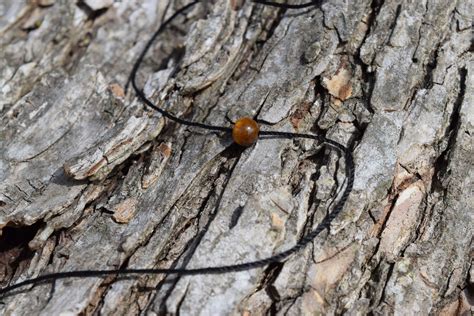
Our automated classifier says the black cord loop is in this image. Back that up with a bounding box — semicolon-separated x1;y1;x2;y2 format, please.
0;0;354;297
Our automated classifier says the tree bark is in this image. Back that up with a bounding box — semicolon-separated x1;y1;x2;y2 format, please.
0;0;472;315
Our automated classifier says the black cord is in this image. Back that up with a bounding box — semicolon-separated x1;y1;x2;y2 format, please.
0;0;353;297
128;0;231;133
251;0;323;9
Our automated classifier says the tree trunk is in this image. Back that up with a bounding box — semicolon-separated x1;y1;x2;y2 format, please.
0;0;472;315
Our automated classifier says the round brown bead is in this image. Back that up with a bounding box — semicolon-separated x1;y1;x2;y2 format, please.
232;117;259;147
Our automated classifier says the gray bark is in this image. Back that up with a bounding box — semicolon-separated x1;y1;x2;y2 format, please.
0;0;472;315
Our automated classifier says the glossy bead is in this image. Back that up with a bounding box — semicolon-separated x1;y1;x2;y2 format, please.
232;117;259;147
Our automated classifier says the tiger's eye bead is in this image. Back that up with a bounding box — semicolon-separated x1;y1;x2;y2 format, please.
232;117;259;147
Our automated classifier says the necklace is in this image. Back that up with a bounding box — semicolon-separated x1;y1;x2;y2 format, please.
0;0;354;296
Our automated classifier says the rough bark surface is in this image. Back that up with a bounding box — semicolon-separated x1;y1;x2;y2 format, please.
0;0;472;315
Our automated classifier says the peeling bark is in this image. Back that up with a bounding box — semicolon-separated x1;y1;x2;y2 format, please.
0;0;472;315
